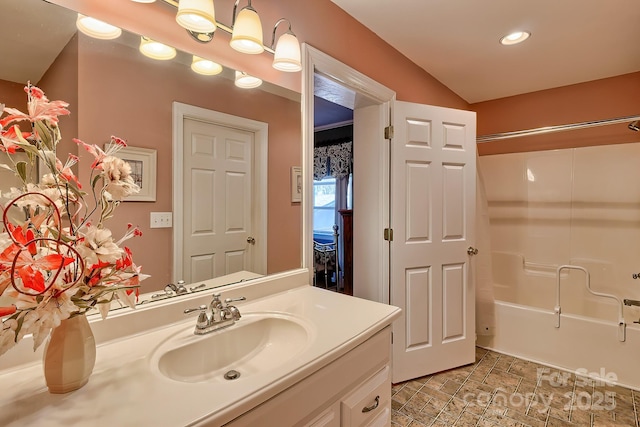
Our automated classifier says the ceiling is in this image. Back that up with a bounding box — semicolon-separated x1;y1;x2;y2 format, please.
330;0;640;104
0;0;76;84
7;1;638;127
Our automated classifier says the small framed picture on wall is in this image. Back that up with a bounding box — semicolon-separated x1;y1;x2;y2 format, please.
105;145;157;202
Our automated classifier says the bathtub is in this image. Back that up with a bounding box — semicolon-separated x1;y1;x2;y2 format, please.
476;252;640;391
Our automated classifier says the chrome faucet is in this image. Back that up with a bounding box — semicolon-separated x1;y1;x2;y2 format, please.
624;299;640;307
184;293;246;335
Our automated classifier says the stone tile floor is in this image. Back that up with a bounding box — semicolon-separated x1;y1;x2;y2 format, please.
391;348;639;427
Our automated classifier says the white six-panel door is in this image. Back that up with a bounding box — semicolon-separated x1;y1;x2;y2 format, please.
182;118;254;283
391;101;476;383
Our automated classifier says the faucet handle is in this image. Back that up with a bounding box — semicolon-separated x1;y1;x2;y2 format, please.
184;305;209;329
224;296;246;304
184;304;207;315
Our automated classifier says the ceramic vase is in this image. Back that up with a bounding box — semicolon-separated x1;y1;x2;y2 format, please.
43;315;96;394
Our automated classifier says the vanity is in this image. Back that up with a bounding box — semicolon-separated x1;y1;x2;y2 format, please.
0;1;402;424
0;270;401;426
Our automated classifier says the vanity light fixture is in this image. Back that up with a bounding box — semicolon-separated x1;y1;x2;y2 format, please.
235;71;262;88
230;0;264;54
176;0;217;34
191;55;223;75
500;31;531;46
271;19;302;72
136;0;302;72
76;14;122;40
139;36;177;60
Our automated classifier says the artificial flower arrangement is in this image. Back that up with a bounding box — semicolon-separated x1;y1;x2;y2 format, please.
0;84;148;357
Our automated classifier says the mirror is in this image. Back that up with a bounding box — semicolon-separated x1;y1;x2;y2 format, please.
0;0;302;307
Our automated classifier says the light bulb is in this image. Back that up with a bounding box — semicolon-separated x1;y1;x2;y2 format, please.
500;31;531;46
139;37;176;60
230;6;264;54
235;71;262;89
76;14;122;40
191;56;223;75
176;0;216;33
273;32;301;72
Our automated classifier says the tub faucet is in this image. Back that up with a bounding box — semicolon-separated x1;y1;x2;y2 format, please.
624;299;640;307
184;293;246;335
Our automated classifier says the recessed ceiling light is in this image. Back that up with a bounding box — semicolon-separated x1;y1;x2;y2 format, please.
500;31;531;46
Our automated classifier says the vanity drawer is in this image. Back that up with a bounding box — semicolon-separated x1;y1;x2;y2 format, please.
340;365;391;426
366;407;390;427
303;401;340;427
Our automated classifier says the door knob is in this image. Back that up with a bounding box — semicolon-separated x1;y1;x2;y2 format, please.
467;246;479;256
247;237;256;245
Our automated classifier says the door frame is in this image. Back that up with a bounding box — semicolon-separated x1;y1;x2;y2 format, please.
302;44;395;303
172;101;268;283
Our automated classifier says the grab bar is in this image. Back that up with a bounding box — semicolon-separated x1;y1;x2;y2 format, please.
555;265;626;342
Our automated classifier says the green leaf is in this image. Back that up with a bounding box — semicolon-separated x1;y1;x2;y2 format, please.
15;161;27;182
91;174;102;189
34;121;54;150
14;141;39;157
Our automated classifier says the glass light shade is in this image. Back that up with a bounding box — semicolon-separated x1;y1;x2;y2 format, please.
176;0;216;33
139;37;176;60
191;56;223;75
76;14;122;40
230;7;264;54
273;32;301;72
235;71;262;89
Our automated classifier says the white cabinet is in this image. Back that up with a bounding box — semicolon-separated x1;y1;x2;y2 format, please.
304;402;340;427
340;366;390;426
224;327;392;427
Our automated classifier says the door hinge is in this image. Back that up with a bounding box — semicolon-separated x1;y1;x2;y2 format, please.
384;125;394;139
384;228;394;241
391;332;394;344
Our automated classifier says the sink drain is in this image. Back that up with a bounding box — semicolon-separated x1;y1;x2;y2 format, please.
224;370;241;380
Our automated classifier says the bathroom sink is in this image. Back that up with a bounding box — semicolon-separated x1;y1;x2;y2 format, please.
150;312;313;383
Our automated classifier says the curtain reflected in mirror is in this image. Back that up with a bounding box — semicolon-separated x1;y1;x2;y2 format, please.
312;123;353;294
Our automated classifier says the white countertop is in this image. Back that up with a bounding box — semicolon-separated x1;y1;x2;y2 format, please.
0;282;400;427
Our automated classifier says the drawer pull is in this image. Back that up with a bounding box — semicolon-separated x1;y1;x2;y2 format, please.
361;395;380;413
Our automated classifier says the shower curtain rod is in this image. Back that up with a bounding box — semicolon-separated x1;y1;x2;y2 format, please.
476;114;640;143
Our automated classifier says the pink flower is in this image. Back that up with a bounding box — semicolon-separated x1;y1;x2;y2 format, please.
74;135;128;170
0;85;148;357
55;154;82;189
110;135;127;147
0;125;29;154
0;306;16;317
0;84;69;128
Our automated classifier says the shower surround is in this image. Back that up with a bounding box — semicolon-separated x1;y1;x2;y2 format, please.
478;141;640;390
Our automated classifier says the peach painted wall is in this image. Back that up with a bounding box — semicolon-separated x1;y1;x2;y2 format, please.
38;34;79;161
73;34;301;292
46;0;468;293
0;80;27;111
473;71;640;155
0;35;79;183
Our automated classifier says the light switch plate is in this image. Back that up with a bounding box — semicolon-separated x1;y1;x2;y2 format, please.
150;212;172;228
